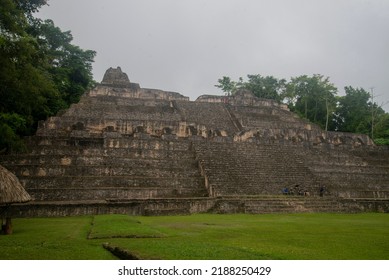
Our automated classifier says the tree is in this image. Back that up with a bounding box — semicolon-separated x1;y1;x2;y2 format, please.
214;73;388;144
215;76;236;96
243;74;286;102
333;86;371;134
373;113;389;145
285;75;337;130
0;2;58;139
333;86;389;145
38;19;96;105
215;74;286;101
0;0;95;153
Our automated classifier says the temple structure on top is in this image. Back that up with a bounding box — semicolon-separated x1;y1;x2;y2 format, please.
101;66;133;87
95;66;188;101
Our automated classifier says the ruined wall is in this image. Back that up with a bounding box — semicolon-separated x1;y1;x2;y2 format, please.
196;89;289;110
5;196;389;217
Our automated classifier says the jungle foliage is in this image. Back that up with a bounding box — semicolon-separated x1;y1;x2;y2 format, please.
216;74;389;145
0;0;96;153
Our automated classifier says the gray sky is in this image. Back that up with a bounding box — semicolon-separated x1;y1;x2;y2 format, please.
38;0;389;110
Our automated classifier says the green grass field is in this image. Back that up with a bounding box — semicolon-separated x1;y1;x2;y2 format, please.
1;213;388;260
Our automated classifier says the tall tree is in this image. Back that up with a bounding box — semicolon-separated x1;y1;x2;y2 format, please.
38;19;96;105
334;86;388;144
333;86;371;134
0;0;95;153
243;74;286;102
285;74;337;130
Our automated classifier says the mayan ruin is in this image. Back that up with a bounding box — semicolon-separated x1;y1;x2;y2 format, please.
1;67;388;217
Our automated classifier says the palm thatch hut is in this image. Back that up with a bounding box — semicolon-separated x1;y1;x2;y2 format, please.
0;165;31;234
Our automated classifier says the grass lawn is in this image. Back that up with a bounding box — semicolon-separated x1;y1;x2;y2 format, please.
1;213;388;260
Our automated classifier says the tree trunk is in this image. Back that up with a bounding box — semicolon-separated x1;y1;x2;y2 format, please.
4;217;12;235
325;98;329;131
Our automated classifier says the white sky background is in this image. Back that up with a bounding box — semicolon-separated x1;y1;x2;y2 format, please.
38;0;389;111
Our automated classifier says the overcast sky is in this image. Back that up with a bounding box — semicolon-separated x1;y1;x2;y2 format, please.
38;0;389;110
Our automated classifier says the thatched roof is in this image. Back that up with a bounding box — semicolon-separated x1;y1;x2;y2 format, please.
0;165;31;204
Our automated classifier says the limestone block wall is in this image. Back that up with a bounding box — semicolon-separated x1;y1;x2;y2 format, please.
1;136;209;201
230;105;306;129
231;127;374;148
37;104;184;138
196;92;289;110
89;85;189;101
4;196;388;217
5;198;219;217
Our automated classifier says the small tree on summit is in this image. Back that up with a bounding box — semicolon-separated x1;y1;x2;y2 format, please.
215;76;237;96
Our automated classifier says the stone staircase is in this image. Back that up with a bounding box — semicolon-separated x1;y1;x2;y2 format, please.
175;101;238;136
193;141;322;197
1;136;209;202
302;146;389;198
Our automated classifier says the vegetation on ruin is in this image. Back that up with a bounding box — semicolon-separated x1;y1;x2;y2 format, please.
1;213;388;260
216;75;389;145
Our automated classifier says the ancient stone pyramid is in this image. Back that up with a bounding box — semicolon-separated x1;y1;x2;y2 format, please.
1;67;388;216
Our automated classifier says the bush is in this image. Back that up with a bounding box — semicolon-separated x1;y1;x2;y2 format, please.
0;113;27;153
374;138;389;146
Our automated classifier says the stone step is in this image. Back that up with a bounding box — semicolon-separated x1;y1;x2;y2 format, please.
8;164;201;177
336;190;389;199
75;94;174;106
311;171;389;185
144;206;191;216
308;163;388;173
23;146;195;159
202;164;306;173
28;187;208;201
20;176;205;189
210;197;347;214
1;155;198;167
62;107;181;118
28;136;192;150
